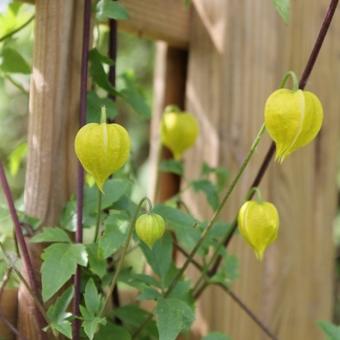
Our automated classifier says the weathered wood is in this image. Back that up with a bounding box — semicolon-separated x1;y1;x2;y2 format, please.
22;0;190;48
21;0;85;338
149;42;188;202
184;0;340;339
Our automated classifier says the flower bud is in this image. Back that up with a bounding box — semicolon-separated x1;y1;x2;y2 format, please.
74;123;130;191
238;200;279;261
264;89;323;162
160;109;199;160
135;213;165;249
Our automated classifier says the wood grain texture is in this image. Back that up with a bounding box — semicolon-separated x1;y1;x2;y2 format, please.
184;0;340;339
21;0;190;48
21;1;85;338
24;0;83;225
149;42;188;202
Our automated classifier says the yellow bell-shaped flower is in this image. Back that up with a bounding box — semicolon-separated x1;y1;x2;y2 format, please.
135;213;165;249
238;200;279;261
160;107;199;160
264;89;323;162
74;122;130;191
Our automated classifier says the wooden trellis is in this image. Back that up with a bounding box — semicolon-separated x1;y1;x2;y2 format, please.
11;0;340;339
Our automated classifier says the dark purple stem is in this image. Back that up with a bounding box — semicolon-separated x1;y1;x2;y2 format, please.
72;1;91;339
0;163;47;338
108;18;117;101
208;0;339;279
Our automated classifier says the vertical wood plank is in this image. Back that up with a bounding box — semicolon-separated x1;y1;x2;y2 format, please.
20;1;85;338
149;42;188;202
184;0;340;339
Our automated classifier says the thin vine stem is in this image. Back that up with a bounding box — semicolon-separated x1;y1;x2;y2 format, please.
0;243;49;325
194;0;339;298
0;14;35;42
0;163;47;337
72;0;92;339
100;197;152;316
0;311;27;340
94;190;103;242
132;124;266;338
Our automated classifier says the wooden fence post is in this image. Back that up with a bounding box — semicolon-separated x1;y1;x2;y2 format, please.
183;1;340;339
20;1;85;338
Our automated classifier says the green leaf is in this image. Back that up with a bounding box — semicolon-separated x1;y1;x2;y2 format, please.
318;320;340;340
201;162;229;192
119;269;161;290
272;0;290;23
113;304;152;328
0;48;30;74
99;222;127;259
96;0;129;20
84;279;102;315
8;142;27;176
41;243;88;301
203;333;232;340
47;287;73;339
155;297;195;340
140;232;173;285
80;306;106;340
87;243;107;278
191;179;219;210
84;178;132;213
87;91;118;123
153;204;200;251
210;252;239;286
31;227;71;244
120;72;151;119
159;160;183;176
89;48;115;93
95;322;131;340
137;287;162;301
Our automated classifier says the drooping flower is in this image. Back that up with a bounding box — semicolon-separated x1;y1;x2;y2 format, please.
135;213;165;249
238;200;279;261
74;122;130;191
264;89;323;162
160;107;199;160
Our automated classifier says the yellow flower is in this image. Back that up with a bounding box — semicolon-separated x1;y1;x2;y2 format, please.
160;108;199;160
264;89;323;162
238;200;279;261
135;213;165;249
74;123;130;191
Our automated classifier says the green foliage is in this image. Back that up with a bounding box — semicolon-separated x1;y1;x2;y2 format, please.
41;243;88;301
31;227;71;243
8;142;27;176
153;204;200;251
96;0;129;21
192;179;219;210
94;322;131;340
47;287;74;339
120;71;151;119
272;0;290;23
318;321;340;340
87;91;118;123
80;279;106;340
159;159;184;176
0;47;30;74
210;251;239;286
155;297;195;340
140;232;173;286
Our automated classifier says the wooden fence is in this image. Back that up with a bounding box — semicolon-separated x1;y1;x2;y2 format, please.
15;0;340;339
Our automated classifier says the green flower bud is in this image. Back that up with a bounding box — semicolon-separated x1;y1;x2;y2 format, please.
238;200;279;261
135;213;165;248
160;109;199;160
